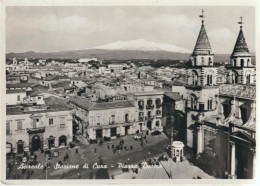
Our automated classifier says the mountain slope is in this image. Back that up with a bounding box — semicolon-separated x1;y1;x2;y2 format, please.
91;39;192;54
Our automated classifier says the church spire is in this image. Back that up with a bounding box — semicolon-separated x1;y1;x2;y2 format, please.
231;17;250;57
193;9;212;55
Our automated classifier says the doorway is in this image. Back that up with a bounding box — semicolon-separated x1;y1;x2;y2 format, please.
31;135;41;151
96;129;103;139
111;127;117;137
59;135;67;146
147;120;152;130
125;126;130;135
17;140;24;154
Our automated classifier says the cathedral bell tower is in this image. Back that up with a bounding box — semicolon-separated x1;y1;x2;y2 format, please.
227;17;255;85
184;10;219;149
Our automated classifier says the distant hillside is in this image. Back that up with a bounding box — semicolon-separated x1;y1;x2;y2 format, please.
6;49;247;63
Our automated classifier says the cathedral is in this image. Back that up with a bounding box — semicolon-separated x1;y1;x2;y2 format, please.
181;10;256;179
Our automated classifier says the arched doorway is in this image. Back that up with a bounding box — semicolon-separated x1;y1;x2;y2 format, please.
147;120;152;130
48;136;55;149
31;135;41;152
59;135;67;146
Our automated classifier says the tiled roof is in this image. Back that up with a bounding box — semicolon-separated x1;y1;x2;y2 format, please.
29;89;43;96
219;84;256;100
164;92;182;101
6;89;26;94
193;23;211;54
69;97;135;111
231;28;250;57
6;83;36;89
6;96;72;115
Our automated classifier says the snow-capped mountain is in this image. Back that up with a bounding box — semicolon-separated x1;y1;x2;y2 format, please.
90;39;191;54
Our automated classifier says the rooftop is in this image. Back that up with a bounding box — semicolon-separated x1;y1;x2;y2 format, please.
6;89;26;94
69;97;135;111
164;92;183;101
6;96;72;115
219;84;256;100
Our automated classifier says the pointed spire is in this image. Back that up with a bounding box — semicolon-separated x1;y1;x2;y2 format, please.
231;17;250;57
193;10;212;55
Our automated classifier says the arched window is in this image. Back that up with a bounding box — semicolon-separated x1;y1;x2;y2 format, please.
246;74;251;84
192;70;198;86
241;59;244;67
232;70;238;84
209;57;212;66
156;110;161;115
208;98;213;110
201;57;205;65
125;113;129;122
207;74;213;85
190;94;197;109
156;121;160;127
247;59;250;67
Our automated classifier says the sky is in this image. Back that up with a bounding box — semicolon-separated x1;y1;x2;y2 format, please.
6;6;255;54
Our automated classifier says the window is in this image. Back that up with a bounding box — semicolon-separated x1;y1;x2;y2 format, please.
246;74;251;84
207;75;213;85
147;100;153;105
139;112;144;117
147;111;151;118
208;98;213;110
60;117;65;124
192;71;198;86
17;121;23;130
97;116;101;125
6;122;10;134
209;57;212;66
201;57;204;64
38;97;41;100
156;121;160;127
125;113;129;122
190;94;197;109
32;119;39;128
17;95;20;101
156;110;161;115
247;59;250;66
111;115;115;124
241;59;244;67
156;99;161;105
49;118;53;125
138;100;143;106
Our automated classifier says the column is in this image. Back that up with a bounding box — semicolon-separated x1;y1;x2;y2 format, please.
197;125;203;154
230;141;237;179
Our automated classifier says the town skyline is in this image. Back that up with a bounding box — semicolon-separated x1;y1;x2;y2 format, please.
6;6;255;54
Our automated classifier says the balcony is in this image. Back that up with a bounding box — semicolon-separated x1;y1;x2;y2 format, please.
60;124;66;129
156;104;162;108
139;105;144;110
109;121;115;125
146;105;154;109
139;117;144;122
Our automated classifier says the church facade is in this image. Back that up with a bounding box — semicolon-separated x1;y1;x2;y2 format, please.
178;11;256;179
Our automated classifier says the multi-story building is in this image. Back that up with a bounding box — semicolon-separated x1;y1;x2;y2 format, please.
128;91;164;132
6;96;73;154
69;97;137;141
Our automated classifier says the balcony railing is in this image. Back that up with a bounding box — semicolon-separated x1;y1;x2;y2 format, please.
146;105;154;109
156;104;162;108
139;117;144;122
109;121;115;125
